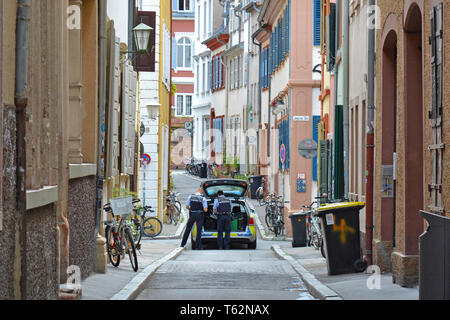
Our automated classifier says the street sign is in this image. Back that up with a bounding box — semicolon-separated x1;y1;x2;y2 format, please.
280;144;286;164
293;115;310;122
298;139;318;159
141;153;151;166
184;121;193;130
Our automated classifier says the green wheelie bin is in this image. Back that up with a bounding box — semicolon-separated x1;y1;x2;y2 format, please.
317;202;367;275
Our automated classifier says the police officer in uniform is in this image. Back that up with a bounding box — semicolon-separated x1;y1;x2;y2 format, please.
181;188;208;250
213;190;232;250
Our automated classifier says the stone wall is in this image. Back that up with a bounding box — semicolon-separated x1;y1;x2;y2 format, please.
68;176;97;280
24;204;59;300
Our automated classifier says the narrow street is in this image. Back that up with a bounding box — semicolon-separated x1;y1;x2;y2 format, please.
135;172;315;300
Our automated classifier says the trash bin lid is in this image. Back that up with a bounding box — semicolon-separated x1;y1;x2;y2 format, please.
318;202;365;214
289;212;307;218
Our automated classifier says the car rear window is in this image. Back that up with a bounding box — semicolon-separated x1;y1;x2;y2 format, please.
204;185;246;198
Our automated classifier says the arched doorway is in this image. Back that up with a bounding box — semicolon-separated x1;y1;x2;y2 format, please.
403;3;424;256
380;29;397;249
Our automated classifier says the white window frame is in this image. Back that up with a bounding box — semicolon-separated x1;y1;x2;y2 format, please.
176;36;193;70
178;0;192;12
175;94;193;117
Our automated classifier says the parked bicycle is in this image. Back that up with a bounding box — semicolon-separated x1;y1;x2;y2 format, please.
166;192;182;225
302;200;326;258
128;198;163;247
272;195;285;237
103;203;139;272
263;193;285;236
256;177;266;206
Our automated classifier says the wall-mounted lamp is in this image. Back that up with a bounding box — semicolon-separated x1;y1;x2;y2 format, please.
147;103;161;121
272;100;285;116
121;21;154;63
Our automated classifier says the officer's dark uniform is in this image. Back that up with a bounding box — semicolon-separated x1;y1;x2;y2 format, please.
181;194;207;250
215;196;232;250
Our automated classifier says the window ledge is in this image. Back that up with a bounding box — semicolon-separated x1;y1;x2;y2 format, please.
69;163;97;180
26;186;58;211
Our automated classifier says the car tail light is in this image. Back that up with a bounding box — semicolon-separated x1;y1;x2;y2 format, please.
249;217;255;225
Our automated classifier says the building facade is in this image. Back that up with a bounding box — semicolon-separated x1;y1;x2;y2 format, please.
170;0;195;170
373;0;450;287
255;0;321;237
138;0;172;222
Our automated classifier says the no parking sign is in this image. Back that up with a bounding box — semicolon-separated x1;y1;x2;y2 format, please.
280;144;286;164
141;153;151;166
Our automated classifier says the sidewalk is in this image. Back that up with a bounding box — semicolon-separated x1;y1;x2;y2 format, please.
248;198;419;300
80;212;188;300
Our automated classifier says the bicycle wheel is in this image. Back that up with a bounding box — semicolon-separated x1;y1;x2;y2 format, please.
132;214;143;247
172;205;181;225
265;206;275;230
124;228;138;272
143;217;163;237
166;205;173;224
174;200;182;214
105;225;120;267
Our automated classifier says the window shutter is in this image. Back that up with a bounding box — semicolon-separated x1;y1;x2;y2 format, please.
172;37;177;69
429;3;444;213
214;57;218;89
219;56;223;88
319;140;329;195
135;11;156;72
208;60;212;91
172;0;178;11
326;3;336;71
312;116;321;181
313;0;321;46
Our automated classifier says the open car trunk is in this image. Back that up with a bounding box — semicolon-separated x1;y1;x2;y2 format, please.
203;199;249;232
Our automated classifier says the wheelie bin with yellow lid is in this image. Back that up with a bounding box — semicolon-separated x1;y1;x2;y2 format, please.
317;202;367;275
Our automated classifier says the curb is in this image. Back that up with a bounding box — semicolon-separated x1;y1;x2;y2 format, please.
110;246;186;300
271;245;342;300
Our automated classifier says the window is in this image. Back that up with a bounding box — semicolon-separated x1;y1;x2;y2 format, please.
185;96;192;116
175;94;193;116
197;4;201;38
203;1;207;37
211;55;224;91
177;37;192;69
178;0;190;11
202;61;206;93
196;63;200;94
176;95;184;116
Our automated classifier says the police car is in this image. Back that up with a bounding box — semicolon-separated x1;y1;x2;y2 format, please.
191;179;257;249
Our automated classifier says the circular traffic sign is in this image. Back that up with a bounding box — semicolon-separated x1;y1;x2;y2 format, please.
141;153;151;165
298;139;318;159
280;144;286;164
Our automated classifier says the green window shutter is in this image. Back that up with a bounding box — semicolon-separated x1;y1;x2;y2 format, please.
333;105;344;199
319;140;329;195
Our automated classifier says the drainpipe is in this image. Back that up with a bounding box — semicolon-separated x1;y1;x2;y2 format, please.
365;0;376;267
94;0;107;273
343;0;350;199
14;0;31;300
234;5;242;44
